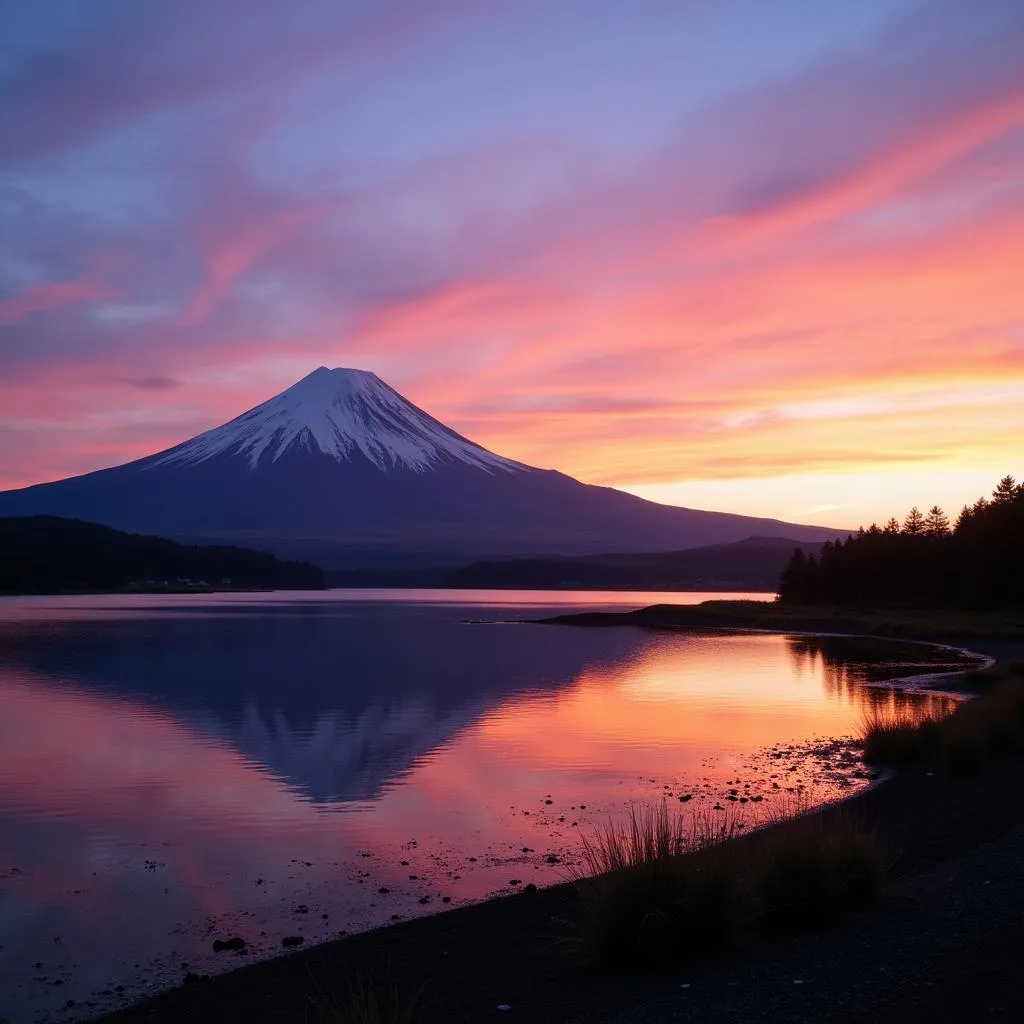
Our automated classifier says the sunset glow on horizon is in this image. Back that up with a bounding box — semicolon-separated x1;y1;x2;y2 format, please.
1;1;1022;528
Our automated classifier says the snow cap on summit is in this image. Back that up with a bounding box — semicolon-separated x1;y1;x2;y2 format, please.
154;367;526;474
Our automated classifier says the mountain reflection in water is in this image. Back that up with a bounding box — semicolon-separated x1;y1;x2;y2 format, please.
0;592;969;1023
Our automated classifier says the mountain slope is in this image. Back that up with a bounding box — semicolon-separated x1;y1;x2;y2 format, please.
0;368;844;567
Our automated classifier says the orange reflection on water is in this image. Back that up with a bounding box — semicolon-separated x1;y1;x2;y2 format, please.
377;631;964;857
473;633;874;764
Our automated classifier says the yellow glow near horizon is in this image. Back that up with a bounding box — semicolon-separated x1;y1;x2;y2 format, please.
622;466;1023;530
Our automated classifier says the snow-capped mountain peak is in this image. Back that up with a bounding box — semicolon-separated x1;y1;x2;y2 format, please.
154;367;526;474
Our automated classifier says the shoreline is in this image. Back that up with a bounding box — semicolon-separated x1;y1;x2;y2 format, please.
533;601;1024;699
88;619;1022;1024
0;585;299;597
93;749;1024;1024
531;599;1024;644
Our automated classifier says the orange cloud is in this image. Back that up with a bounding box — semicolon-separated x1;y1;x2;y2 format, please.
372;202;1024;489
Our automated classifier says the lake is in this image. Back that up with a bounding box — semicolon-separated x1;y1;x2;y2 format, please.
0;590;963;1023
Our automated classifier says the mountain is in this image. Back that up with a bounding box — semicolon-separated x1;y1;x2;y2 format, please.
0;367;843;567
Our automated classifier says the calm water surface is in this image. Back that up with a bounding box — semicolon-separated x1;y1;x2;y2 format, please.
0;590;962;1022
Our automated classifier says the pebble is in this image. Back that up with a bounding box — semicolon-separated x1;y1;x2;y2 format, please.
211;937;246;953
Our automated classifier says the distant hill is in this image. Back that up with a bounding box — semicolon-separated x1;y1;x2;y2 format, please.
328;536;829;591
0;516;325;595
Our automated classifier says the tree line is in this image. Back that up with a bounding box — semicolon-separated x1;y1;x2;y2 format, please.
778;475;1024;607
0;516;325;594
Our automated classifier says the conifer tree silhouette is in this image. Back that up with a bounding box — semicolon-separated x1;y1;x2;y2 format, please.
777;475;1023;607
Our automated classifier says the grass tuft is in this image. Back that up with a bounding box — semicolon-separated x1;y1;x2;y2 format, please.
306;972;421;1024
574;804;747;966
754;812;885;931
861;662;1024;775
860;707;942;765
573;800;885;968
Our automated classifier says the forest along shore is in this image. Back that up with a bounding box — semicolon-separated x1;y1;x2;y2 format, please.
93;616;1024;1024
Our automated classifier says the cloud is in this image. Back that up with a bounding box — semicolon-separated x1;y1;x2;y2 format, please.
118;376;182;391
0;278;113;327
698;85;1024;250
178;200;340;327
0;0;497;163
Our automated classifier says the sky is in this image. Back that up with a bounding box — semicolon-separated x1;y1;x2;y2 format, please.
1;0;1022;529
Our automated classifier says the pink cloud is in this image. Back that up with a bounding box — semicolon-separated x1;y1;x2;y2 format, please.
0;278;113;327
179;201;338;326
696;84;1024;250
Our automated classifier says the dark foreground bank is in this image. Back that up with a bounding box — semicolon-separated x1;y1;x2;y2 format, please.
94;686;1024;1023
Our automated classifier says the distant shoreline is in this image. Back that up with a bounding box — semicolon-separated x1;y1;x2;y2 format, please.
533;598;1024;647
328;584;773;595
1;585;284;597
